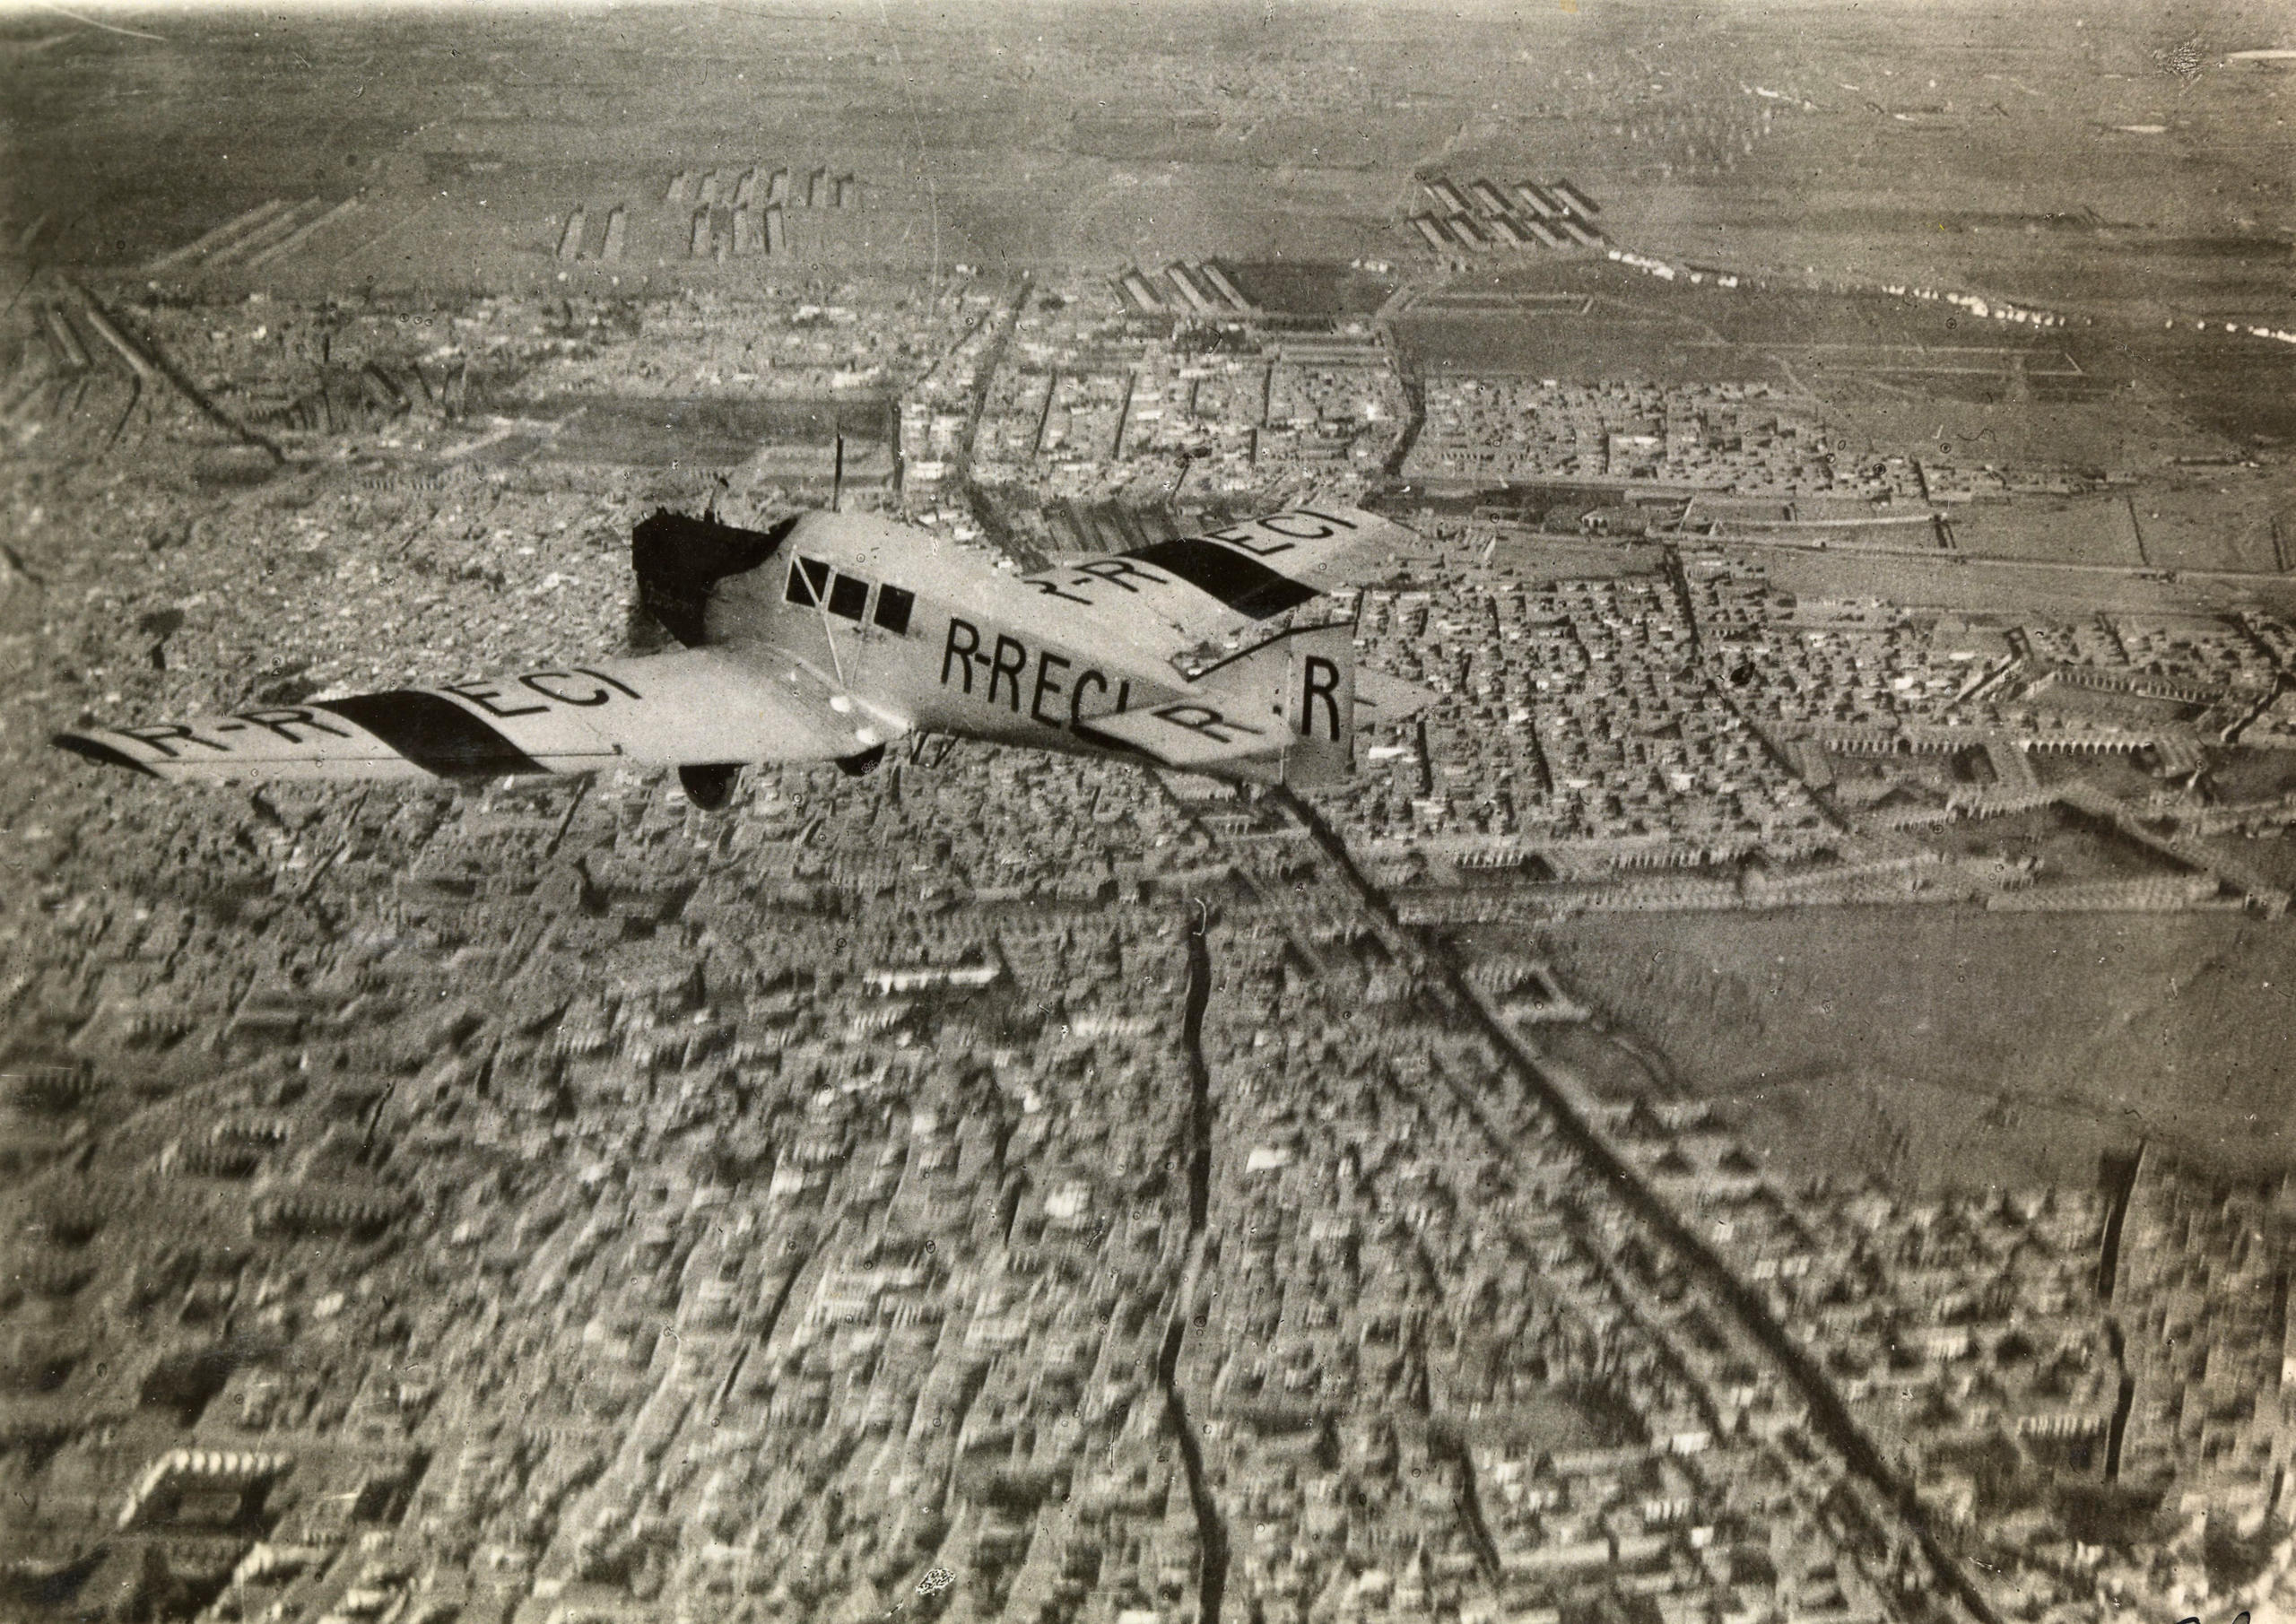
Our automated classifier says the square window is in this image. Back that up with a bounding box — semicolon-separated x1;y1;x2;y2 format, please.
786;556;830;606
826;573;870;621
873;585;915;636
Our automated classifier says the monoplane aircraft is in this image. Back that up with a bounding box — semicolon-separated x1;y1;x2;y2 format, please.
55;504;1435;807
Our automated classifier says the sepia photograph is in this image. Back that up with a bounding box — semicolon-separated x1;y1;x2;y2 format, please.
4;0;2296;1619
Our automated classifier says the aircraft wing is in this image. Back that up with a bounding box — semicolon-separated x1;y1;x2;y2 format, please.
1018;504;1417;660
52;648;891;783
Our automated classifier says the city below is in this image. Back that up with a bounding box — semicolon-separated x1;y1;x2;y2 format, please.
4;6;2296;1624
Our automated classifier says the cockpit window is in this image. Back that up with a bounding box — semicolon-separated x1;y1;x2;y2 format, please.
873;585;915;636
826;573;870;621
786;556;831;606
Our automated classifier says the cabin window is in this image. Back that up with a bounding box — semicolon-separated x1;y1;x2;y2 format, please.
826;573;870;621
786;557;831;607
873;585;915;635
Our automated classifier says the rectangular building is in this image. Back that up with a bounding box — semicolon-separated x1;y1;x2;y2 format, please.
42;306;91;372
1118;270;1164;313
1511;181;1560;219
1551;178;1600;216
1468;178;1511;214
1165;264;1217;314
1197;262;1252;313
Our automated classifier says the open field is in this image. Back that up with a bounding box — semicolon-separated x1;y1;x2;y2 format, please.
1486;536;1669;581
1756;546;2296;617
1952;495;2145;566
1460;909;2296;1203
1398;310;1799;386
0;4;1700;286
1483;907;2296;1193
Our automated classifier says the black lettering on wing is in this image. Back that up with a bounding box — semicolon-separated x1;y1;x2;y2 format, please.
523;672;613;706
1210;508;1357;554
118;723;230;758
1203;524;1297;557
442;682;548;719
1155;704;1264;745
1074;558;1168;594
571;665;642;699
239;708;355;743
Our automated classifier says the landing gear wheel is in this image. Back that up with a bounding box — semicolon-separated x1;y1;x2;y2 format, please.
677;762;742;809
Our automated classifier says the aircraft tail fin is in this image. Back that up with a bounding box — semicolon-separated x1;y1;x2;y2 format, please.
1191;619;1358;788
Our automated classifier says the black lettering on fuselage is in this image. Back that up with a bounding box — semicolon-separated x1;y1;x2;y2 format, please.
1074;558;1169;594
442;682;547;720
119;723;229;758
1028;578;1095;606
942;618;981;692
987;635;1030;710
1070;668;1109;725
239;708;354;743
1030;651;1071;725
1300;656;1343;742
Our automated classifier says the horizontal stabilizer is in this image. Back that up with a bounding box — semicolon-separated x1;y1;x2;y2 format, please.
1078;621;1362;787
1079;701;1286;773
1352;665;1438;727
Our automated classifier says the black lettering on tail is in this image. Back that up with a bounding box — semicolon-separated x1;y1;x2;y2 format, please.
1300;656;1343;742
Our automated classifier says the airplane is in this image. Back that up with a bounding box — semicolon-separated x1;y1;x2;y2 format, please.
53;502;1437;809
